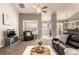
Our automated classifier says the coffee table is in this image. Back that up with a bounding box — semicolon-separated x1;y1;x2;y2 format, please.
22;45;56;55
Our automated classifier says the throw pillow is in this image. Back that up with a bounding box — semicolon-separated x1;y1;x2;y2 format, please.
64;48;79;55
26;32;31;36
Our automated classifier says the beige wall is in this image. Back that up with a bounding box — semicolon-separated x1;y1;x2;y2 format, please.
19;14;42;38
51;12;57;37
0;4;19;47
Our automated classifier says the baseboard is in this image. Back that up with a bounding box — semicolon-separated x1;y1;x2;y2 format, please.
0;45;4;48
19;37;23;39
10;40;21;46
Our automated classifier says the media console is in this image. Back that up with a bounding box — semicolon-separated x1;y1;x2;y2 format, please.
5;29;18;46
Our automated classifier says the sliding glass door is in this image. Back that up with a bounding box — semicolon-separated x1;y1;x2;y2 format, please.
42;21;51;36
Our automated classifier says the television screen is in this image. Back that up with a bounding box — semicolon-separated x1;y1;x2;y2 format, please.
7;29;16;37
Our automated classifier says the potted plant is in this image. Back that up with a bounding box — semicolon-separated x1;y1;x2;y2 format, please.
36;40;45;53
38;41;43;46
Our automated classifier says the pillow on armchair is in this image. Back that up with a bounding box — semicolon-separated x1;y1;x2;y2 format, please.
26;32;31;37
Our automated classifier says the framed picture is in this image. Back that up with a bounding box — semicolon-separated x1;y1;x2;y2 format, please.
3;14;13;26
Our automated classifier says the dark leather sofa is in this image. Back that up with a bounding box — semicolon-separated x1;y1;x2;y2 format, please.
52;33;79;55
23;31;34;41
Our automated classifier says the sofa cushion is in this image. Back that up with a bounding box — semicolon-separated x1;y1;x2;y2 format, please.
68;40;79;48
58;42;66;49
57;42;66;54
59;34;69;43
71;35;79;43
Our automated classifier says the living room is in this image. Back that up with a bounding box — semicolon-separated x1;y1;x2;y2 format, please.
0;3;79;55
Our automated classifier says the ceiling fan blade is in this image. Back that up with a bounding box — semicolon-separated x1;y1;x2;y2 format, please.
41;6;48;9
32;5;47;13
42;10;47;13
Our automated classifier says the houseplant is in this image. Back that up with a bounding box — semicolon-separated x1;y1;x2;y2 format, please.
36;40;45;53
38;41;43;46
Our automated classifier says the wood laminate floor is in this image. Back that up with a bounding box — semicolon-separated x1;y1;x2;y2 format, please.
0;39;57;55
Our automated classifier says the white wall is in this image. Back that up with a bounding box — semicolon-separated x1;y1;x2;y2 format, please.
0;4;19;47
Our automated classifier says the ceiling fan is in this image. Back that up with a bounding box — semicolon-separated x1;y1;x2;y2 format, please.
33;5;48;13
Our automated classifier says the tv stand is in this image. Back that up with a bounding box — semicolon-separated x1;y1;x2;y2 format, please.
5;35;18;46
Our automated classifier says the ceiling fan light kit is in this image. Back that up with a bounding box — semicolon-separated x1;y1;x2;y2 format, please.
37;9;41;13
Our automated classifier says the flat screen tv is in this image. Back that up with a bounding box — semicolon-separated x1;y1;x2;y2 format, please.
7;29;16;37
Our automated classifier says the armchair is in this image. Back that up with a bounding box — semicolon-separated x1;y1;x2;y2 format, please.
23;31;34;41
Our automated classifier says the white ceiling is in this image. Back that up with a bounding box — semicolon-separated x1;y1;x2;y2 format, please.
14;3;79;20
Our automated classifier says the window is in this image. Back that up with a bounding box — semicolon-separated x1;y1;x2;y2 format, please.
23;20;38;35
